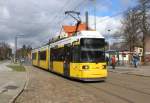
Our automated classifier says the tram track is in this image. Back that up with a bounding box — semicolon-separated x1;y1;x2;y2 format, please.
58;79;134;103
109;73;150;87
107;73;150;95
69;81;134;103
85;81;150;103
86;83;134;103
15;66;150;103
31;68;134;103
61;75;150;103
106;80;150;96
31;68;150;103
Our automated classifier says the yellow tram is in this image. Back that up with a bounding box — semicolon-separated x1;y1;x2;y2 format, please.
31;31;108;81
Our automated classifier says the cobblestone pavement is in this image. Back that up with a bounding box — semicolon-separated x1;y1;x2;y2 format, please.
16;66;150;103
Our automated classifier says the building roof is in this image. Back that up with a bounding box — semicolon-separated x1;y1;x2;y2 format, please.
62;23;87;37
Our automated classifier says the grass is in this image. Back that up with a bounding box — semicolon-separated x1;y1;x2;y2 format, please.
0;60;6;64
7;64;26;72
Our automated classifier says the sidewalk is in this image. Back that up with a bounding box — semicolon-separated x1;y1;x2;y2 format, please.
108;65;150;77
0;61;27;103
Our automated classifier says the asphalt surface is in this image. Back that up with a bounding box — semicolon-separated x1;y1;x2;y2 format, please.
15;66;150;103
0;62;26;103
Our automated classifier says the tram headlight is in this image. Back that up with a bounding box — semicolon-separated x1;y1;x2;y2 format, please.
82;65;89;69
103;65;106;69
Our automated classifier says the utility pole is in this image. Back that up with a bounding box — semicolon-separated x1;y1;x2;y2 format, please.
15;36;17;62
14;35;24;63
93;0;96;30
108;29;111;50
85;11;89;30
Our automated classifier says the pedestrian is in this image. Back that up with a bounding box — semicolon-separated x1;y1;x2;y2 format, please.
132;53;139;68
111;55;116;69
106;56;109;66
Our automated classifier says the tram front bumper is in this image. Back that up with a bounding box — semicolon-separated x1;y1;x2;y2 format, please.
81;69;108;78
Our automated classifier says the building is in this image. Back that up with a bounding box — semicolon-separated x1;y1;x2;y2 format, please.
62;23;87;37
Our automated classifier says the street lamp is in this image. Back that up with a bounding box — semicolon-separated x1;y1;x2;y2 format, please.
14;35;24;62
93;0;96;30
90;0;96;30
108;29;111;50
94;0;96;30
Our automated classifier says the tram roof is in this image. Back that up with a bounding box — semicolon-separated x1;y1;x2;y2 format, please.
78;31;104;38
32;30;104;51
32;45;49;52
49;30;104;48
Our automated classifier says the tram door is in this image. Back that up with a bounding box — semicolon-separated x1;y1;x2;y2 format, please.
50;48;53;71
64;45;70;77
38;51;40;66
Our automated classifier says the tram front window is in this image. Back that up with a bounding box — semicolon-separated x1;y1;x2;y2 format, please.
81;51;105;62
80;38;105;62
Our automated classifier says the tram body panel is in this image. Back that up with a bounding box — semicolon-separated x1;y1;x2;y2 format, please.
37;47;49;70
52;61;64;74
31;31;108;81
38;49;49;70
39;60;48;70
32;60;38;66
70;63;82;78
70;62;107;79
32;51;38;66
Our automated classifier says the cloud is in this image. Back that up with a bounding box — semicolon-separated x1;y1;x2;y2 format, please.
0;0;75;49
0;6;10;19
0;0;123;52
88;15;122;36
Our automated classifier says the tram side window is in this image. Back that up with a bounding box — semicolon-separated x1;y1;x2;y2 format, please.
51;49;55;60
72;46;80;62
51;48;64;61
32;53;36;60
58;48;65;61
39;51;46;60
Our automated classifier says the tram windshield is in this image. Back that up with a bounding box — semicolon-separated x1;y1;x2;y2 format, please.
80;38;105;62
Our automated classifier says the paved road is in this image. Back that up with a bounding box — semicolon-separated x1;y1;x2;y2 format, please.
0;62;26;103
0;62;12;72
16;66;150;103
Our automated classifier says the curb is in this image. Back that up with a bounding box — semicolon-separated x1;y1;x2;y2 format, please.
9;66;29;103
125;73;150;77
109;70;150;77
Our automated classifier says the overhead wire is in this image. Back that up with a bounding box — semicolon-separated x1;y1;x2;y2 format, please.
39;0;86;45
50;0;87;33
47;0;71;25
56;0;86;24
37;0;74;45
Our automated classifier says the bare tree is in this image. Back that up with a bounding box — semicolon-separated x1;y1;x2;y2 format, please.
138;0;150;63
0;42;12;60
17;44;32;60
121;8;142;52
120;0;150;64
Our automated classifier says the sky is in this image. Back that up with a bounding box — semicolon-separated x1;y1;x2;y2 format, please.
0;0;138;51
